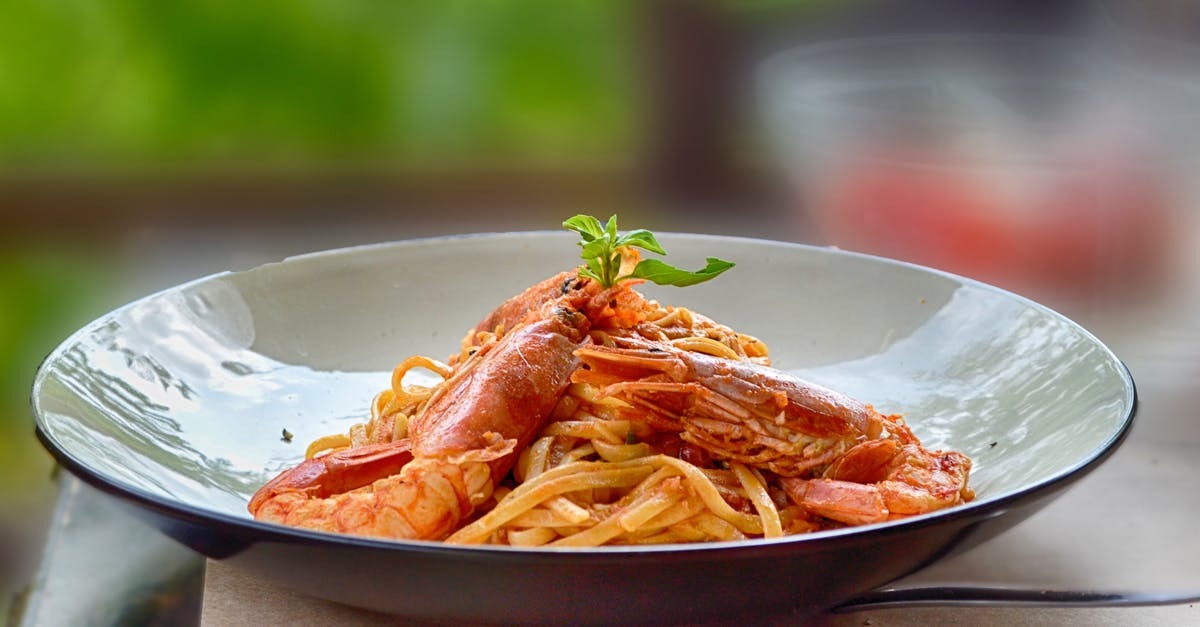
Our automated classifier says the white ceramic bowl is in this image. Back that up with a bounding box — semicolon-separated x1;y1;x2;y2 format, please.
32;232;1135;623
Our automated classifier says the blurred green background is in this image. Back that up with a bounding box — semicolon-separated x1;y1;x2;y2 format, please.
0;1;636;167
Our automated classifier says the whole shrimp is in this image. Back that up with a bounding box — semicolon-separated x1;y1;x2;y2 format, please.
572;335;972;524
250;304;590;540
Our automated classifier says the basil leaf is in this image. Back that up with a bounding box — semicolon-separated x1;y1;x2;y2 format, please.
565;213;734;289
615;229;667;255
625;257;735;287
563;215;604;241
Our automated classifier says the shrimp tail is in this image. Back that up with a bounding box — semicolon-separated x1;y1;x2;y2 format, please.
248;440;414;516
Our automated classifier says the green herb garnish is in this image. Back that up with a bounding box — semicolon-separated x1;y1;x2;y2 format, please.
563;214;734;289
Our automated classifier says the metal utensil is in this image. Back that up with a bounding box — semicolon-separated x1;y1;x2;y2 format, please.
834;586;1200;612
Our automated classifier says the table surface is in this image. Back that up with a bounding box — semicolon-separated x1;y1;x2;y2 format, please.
13;214;1200;626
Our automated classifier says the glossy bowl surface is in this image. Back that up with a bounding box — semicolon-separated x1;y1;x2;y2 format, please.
32;232;1136;624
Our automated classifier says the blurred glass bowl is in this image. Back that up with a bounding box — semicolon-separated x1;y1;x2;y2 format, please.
760;34;1200;303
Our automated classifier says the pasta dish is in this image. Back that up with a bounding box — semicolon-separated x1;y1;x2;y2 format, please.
248;216;974;546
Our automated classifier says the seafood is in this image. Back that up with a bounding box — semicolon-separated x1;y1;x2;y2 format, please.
572;335;886;477
781;437;974;525
250;304;590;539
572;335;972;522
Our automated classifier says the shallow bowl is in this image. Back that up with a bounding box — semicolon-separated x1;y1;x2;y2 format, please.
32;232;1135;624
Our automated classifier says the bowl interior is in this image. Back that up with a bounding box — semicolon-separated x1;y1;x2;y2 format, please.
33;232;1134;531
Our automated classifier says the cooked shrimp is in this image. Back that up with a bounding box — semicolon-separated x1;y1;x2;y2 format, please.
571;336;972;522
572;335;885;477
249;305;590;540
